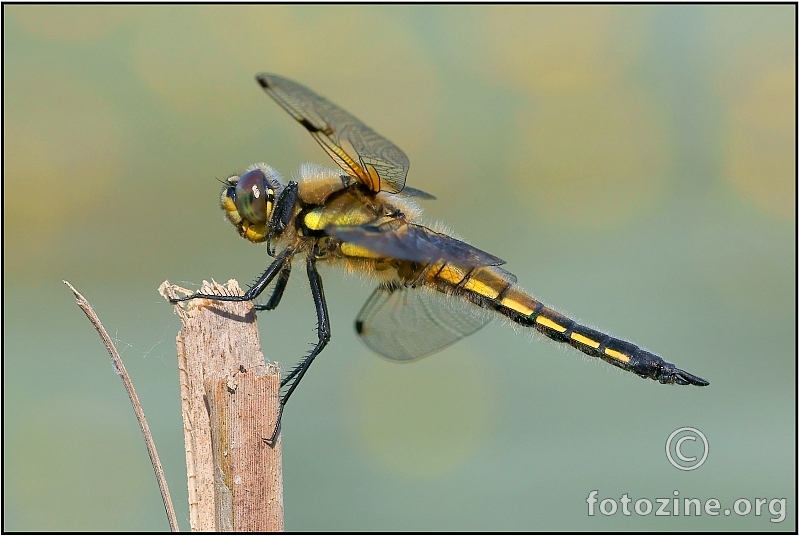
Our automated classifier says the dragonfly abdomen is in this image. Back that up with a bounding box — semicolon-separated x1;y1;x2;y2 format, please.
430;263;708;386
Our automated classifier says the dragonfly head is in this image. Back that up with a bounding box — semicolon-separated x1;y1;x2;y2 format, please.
220;164;285;243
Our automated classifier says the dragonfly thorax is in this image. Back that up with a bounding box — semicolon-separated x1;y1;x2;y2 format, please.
221;164;284;243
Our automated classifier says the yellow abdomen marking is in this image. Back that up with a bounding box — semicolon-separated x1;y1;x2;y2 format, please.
571;333;601;349
438;265;466;285
463;277;499;299
536;316;567;332
501;297;534;316
604;348;631;363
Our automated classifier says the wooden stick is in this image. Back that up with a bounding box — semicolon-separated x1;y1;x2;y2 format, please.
65;280;180;532
159;279;284;532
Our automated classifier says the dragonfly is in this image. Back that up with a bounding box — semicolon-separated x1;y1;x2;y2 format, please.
172;73;709;444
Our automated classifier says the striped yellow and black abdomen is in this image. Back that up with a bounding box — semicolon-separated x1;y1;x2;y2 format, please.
429;263;709;386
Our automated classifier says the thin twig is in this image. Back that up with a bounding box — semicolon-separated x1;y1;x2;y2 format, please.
64;280;179;532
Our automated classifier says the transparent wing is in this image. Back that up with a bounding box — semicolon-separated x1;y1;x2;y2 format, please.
394;186;435;200
355;283;492;361
256;73;409;194
328;220;505;267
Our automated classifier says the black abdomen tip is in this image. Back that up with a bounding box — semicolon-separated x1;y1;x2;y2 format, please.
676;369;710;386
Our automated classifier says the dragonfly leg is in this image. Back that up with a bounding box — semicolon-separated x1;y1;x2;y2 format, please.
265;254;331;445
170;247;293;304
254;262;292;311
266;181;298;257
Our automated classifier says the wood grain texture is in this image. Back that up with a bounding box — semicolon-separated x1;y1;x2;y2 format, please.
160;280;283;532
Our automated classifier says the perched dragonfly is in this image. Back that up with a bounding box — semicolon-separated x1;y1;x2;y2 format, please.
172;73;708;444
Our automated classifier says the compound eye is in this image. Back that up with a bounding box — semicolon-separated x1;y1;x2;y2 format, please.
234;169;273;224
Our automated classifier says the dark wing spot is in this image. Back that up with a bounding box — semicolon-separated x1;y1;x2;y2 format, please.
255;75;270;89
355;320;364;334
299;118;322;132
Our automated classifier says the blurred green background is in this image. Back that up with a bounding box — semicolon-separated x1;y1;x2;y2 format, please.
3;5;795;531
